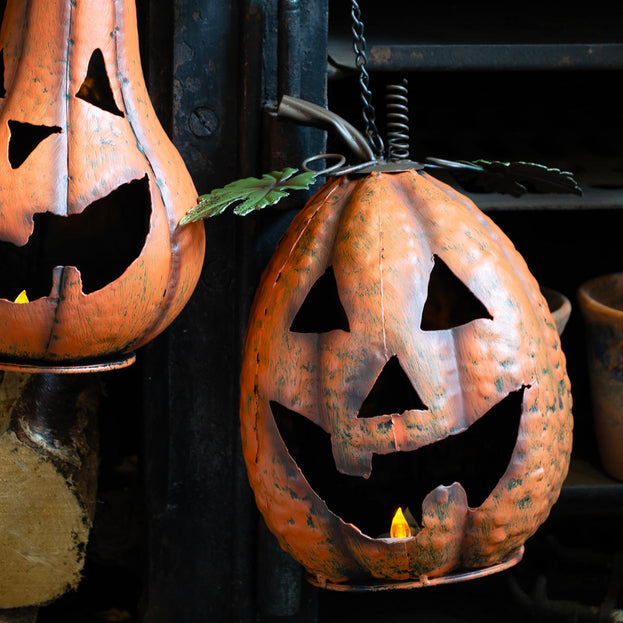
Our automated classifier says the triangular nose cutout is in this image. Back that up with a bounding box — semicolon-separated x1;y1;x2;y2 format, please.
358;356;427;418
76;49;124;117
421;255;492;331
8;121;62;169
290;266;350;333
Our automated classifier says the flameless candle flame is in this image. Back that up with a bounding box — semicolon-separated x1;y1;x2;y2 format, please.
14;290;29;304
390;507;412;539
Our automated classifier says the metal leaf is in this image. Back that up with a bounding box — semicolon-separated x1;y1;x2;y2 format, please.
180;168;317;224
426;157;582;198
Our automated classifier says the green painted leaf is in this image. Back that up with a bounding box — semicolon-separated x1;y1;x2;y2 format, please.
426;157;582;197
180;168;317;224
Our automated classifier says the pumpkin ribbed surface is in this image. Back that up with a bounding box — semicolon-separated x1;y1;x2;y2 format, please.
240;170;572;583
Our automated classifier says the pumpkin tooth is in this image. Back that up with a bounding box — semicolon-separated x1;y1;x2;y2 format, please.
420;482;468;533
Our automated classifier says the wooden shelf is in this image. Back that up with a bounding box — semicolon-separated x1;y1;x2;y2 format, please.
552;459;623;520
329;39;623;73
564;458;620;488
329;2;623;72
429;171;623;212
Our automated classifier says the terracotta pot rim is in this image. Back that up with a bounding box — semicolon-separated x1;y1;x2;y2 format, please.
541;286;572;335
578;273;623;321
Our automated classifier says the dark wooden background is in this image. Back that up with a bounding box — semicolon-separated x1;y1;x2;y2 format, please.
135;1;328;621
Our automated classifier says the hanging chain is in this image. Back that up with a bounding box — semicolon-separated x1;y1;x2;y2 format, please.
351;0;384;159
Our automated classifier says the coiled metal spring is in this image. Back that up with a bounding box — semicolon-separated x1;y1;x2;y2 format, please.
385;80;410;160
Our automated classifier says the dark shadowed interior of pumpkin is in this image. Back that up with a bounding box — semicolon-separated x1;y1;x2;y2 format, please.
0;176;151;301
272;253;525;538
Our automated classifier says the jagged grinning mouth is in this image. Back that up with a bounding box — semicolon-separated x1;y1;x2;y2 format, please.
0;176;151;301
271;386;526;538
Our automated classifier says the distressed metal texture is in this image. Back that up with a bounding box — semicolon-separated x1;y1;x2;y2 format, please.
0;0;205;363
240;170;573;584
140;0;245;619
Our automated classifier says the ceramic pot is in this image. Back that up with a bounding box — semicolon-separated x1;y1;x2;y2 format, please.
578;273;623;480
542;287;572;336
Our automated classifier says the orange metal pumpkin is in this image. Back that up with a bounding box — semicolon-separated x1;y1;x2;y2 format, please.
240;169;573;586
0;0;205;367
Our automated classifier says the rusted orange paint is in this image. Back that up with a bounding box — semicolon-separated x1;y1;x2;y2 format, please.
0;0;205;364
240;170;573;585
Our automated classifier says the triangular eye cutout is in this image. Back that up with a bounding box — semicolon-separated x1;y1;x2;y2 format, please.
75;49;124;117
0;49;6;98
8;121;62;169
420;255;492;331
290;266;350;333
358;356;427;418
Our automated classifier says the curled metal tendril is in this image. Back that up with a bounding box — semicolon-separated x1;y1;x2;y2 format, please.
386;80;410;160
350;0;384;158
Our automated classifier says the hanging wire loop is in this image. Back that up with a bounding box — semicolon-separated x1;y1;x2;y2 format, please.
351;0;384;158
301;153;347;175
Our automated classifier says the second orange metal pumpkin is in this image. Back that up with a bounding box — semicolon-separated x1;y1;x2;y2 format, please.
240;170;573;585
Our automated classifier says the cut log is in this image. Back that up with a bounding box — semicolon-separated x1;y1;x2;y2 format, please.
0;371;100;609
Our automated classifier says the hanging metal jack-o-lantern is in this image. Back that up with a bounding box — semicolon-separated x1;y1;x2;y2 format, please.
237;6;574;588
240;158;573;587
0;0;205;371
